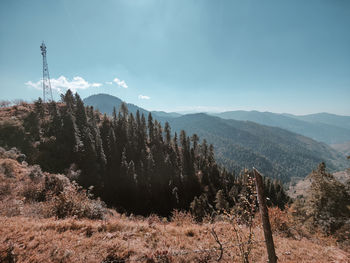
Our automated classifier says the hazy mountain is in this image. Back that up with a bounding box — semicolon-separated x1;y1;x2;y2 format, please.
84;94;179;120
84;94;348;182
214;111;350;144
167;113;347;182
83;93;149;116
288;112;350;130
151;111;182;118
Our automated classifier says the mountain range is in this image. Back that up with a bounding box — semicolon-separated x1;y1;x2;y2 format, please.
213;111;350;144
84;94;349;182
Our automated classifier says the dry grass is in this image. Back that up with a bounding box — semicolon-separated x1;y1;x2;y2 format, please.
0;214;349;262
0;152;349;262
0;103;33;122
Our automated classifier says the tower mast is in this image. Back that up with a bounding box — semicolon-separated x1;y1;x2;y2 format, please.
40;42;53;102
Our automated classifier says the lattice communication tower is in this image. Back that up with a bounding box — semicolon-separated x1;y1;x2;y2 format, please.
40;42;53;102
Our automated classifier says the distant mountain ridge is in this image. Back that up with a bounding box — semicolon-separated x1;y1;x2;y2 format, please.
84;94;348;182
287;112;350;130
83;94;178;120
213;111;350;144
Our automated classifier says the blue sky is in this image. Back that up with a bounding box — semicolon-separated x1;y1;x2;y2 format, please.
0;0;349;115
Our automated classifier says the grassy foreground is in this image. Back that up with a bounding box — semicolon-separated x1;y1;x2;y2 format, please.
0;150;349;262
1;213;349;262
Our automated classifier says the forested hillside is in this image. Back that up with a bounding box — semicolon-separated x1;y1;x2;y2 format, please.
167;114;346;182
84;94;347;182
0;91;289;216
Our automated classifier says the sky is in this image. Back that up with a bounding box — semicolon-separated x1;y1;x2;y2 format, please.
0;0;349;115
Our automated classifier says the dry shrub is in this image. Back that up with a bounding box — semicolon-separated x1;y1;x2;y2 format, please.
27;164;42;179
0;182;10;199
102;254;127;263
44;173;70;195
267;206;294;237
20;166;46;202
171;210;195;226
147;214;162;226
49;246;73;263
0;147;23;160
334;219;350;250
142;250;173;263
192;253;212;263
0;148;106;220
21;180;45;202
1;199;22;217
1;160;15;178
102;246;134;263
65;163;81;181
0;243;16;263
97;221;123;233
45;182;106;219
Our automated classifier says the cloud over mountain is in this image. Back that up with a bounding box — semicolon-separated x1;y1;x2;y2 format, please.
26;76;102;93
113;77;128;89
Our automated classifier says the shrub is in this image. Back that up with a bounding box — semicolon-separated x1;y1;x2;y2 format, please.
45;182;106;219
44;173;70;196
28;165;43;179
22;180;45;202
1;160;15;178
267;206;294;237
190;194;213;222
0;183;10;199
0;243;16;263
293;163;350;234
171;210;195;226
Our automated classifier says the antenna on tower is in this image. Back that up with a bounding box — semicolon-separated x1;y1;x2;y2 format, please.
40;41;53;102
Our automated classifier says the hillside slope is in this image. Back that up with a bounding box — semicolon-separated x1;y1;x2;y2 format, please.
331;141;350;156
167;113;347;182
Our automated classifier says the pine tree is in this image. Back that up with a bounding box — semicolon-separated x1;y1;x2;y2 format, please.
47;101;62;137
148;113;154;145
294;162;350;234
34;98;45;118
215;189;229;212
61;89;76;111
164;122;171;145
23;111;40;141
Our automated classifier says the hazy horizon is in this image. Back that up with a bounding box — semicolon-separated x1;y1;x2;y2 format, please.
83;93;350;117
1;0;349;115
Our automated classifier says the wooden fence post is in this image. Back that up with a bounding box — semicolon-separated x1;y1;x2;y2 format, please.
253;168;278;263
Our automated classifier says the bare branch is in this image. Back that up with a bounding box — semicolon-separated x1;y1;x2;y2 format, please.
211;227;223;262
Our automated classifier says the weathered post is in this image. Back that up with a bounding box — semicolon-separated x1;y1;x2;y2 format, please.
253;168;277;263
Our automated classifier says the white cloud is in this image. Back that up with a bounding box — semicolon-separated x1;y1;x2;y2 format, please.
105;81;113;85
138;95;150;100
26;76;102;93
91;83;102;88
113;77;128;89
